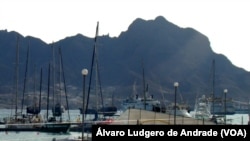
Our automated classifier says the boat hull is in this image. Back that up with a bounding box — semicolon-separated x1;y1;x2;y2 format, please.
1;122;71;133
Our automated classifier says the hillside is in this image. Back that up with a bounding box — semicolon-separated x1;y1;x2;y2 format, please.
0;16;250;109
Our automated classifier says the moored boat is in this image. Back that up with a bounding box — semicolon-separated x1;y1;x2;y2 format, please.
208;97;236;115
163;103;192;118
121;94;161;112
192;95;212;120
1;113;71;133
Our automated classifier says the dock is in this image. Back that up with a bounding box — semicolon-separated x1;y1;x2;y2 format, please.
110;109;216;125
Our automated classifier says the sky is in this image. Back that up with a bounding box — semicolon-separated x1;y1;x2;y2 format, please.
1;0;250;71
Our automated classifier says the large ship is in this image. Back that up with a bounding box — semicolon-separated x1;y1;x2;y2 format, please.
121;94;161;112
193;95;212;120
209;97;235;115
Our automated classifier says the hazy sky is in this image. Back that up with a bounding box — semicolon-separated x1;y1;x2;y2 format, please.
1;0;250;71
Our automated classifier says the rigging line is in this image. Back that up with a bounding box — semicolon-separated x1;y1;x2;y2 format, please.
21;39;30;114
57;47;62;119
33;64;37;109
39;67;42;112
94;45;99;110
46;63;51;121
94;21;102;109
85;39;96;114
96;57;104;108
51;43;56;116
141;60;146;110
59;46;71;121
15;35;20;120
211;59;215;115
176;87;185;103
86;21;99;114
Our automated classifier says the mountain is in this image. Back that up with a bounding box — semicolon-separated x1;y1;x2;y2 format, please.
0;16;249;109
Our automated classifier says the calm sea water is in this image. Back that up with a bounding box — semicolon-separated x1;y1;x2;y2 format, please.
0;109;249;141
0;109;86;141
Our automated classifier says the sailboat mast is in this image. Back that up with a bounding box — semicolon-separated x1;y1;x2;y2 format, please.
59;48;62;105
85;40;95;114
97;59;104;108
51;43;55;116
85;21;99;113
21;40;30;114
39;67;42;112
142;61;146;110
15;36;20;120
94;48;98;110
94;22;100;110
33;64;37;110
59;47;70;121
212;59;215;115
47;63;51;121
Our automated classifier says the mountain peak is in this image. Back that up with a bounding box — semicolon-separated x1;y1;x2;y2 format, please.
122;16;180;36
154;15;168;22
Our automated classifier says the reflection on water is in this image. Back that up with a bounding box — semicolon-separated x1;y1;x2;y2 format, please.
0;131;72;141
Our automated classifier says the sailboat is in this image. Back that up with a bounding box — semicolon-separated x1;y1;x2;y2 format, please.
3;36;28;125
3;36;39;125
21;41;41;115
208;59;235;115
82;21;118;119
43;45;71;132
50;46;70;120
98;92;118;117
121;63;161;112
3;36;70;133
72;22;117;133
192;59;235;124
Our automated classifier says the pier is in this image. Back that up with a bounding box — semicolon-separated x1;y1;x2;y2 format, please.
110;109;216;125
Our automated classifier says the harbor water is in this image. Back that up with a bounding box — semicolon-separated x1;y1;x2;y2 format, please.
0;109;91;141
